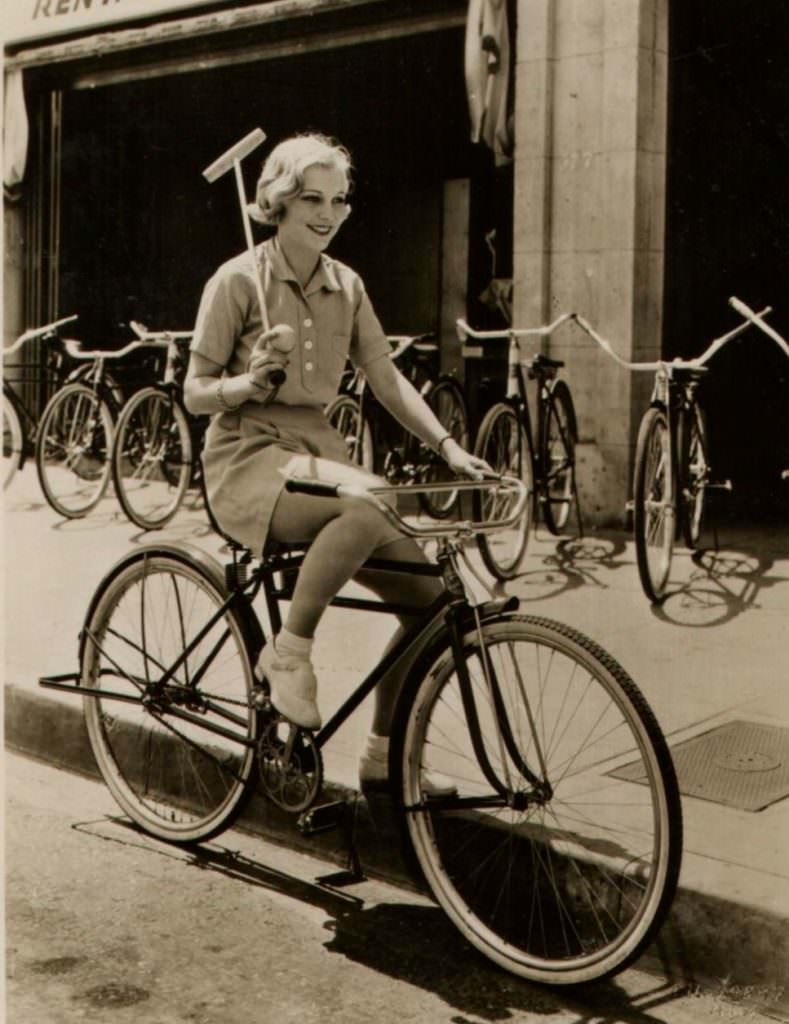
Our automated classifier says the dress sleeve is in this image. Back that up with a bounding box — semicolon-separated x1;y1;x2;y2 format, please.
349;282;392;369
190;266;251;369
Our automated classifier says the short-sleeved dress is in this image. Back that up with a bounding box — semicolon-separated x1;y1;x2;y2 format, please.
191;237;391;554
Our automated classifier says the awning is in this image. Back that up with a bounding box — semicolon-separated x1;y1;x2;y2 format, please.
3;70;29;190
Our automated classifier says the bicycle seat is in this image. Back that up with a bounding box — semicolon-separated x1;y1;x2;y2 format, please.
527;353;564;377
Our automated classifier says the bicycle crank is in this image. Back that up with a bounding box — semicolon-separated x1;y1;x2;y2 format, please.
256;716;323;812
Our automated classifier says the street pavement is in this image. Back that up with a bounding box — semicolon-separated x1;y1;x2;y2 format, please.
3;463;789;1011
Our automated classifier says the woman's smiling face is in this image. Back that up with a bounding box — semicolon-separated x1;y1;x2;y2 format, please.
278;164;350;256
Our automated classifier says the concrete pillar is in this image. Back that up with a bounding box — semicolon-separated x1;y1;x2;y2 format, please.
513;0;668;525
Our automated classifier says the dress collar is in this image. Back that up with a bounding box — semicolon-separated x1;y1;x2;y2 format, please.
262;238;341;295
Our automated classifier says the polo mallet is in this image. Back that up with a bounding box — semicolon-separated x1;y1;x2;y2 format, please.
202;128;287;388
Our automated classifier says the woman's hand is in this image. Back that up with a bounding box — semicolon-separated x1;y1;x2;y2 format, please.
440;438;493;481
246;324;295;398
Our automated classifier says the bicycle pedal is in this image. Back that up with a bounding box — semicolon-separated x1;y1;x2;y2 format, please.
707;479;733;492
298;800;347;836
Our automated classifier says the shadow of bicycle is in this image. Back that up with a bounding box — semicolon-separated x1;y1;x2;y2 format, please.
512;533;630;602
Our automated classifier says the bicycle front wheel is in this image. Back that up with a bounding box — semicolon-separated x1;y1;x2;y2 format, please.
326;394;374;472
3;391;24;489
678;403;708;550
396;612;682;985
35;382;115;518
82;550;260;843
473;403;534;579
112;387;193;530
540;380;577;534
418;377;470;519
633;406;674;602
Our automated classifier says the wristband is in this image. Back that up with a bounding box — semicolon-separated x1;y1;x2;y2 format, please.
216;376;242;412
436;433;453;455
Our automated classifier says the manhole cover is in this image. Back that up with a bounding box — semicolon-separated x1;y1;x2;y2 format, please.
610;720;789;811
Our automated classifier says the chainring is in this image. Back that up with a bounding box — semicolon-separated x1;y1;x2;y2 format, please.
256;716;323;812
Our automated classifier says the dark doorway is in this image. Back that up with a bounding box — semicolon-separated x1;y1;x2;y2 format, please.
664;2;789;518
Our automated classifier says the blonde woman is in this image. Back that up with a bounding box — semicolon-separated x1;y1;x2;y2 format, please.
184;133;488;788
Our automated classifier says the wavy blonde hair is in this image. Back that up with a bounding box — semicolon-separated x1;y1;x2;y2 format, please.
248;133;353;225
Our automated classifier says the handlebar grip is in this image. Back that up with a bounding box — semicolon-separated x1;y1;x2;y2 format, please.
285;477;341;498
267;367;286;387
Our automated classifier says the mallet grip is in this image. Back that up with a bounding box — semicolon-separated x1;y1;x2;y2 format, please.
202;128;266;182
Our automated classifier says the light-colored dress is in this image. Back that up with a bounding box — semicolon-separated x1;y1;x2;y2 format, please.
191;238;391;554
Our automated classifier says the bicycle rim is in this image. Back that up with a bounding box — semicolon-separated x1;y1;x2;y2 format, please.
633;407;674;602
36;382;114;518
419;379;469;519
399;613;681;985
540;381;576;534
679;405;708;550
473;404;533;579
113;388;193;530
326;394;374;472
82;552;258;843
3;392;23;490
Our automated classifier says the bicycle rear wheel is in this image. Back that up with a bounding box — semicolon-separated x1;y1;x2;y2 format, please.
326;394;374;472
678;403;708;550
473;403;534;579
82;549;260;844
35;382;115;518
540;380;577;534
395;612;682;985
112;387;193;530
418;377;469;519
633;406;674;602
3;391;24;489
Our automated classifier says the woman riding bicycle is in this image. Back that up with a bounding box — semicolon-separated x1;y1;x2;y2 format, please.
184;132;489;787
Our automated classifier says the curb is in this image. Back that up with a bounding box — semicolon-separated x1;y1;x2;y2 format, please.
6;682;789;999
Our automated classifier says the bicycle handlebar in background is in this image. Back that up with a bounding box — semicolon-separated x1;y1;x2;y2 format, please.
456;313;574;343
284;475;527;539
728;297;789;358
3;314;79;358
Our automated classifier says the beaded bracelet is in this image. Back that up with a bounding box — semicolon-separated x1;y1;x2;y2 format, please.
216;376;242;412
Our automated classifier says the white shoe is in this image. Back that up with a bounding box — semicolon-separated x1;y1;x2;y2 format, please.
358;751;457;798
256;643;321;730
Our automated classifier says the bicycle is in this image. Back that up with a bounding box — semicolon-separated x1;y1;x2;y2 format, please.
110;323;207;531
572;306;770;603
3;315;79;490
456;314;582;580
34;335;164;519
325;334;470;518
40;475;682;986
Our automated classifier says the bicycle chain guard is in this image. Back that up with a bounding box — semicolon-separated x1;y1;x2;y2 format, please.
256;715;323;813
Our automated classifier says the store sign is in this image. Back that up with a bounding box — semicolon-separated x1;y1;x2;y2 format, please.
3;0;224;45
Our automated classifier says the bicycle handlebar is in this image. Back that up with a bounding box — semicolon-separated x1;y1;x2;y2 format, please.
572;307;772;372
728;297;789;358
456;314;574;343
283;475;528;539
62;338;171;361
3;314;79;357
129;321;194;344
387;333;437;362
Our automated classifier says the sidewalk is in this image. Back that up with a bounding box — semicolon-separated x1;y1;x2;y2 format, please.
4;464;789;1005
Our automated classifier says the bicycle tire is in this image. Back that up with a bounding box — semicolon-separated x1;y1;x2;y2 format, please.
326;393;374;472
418;377;469;519
67;365;125;409
540;379;577;534
678;403;709;550
633;405;674;602
82;547;261;844
35;381;115;518
112;386;193;530
473;402;534;579
3;390;24;489
393;611;682;985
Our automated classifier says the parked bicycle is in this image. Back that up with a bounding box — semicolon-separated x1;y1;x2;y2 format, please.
325;334;470;518
456;314;582;580
3;315;79;490
40;474;681;985
572;306;768;602
110;323;207;531
35;334;164;519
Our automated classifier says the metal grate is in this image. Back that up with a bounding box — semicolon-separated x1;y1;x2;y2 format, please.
611;720;789;811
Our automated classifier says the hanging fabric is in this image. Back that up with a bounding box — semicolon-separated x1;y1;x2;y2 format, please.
4;70;29;192
464;0;513;164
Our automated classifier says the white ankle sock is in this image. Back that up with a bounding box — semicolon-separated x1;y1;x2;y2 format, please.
276;627;313;661
364;733;389;762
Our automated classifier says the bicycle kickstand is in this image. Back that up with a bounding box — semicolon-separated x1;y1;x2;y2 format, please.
305;794;366;888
